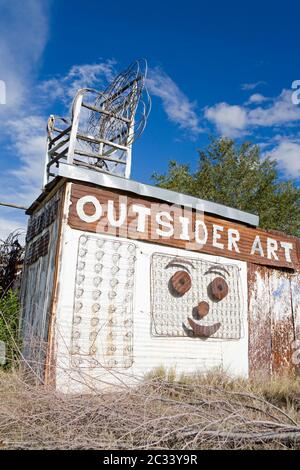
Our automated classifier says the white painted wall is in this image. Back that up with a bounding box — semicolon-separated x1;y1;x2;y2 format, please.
54;226;248;393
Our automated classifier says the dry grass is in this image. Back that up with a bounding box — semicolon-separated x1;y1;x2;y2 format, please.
1;366;300;450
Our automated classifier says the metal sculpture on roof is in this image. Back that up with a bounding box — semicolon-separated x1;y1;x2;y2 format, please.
44;59;151;187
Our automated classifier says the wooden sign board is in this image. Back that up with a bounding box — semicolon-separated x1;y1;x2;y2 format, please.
68;183;300;270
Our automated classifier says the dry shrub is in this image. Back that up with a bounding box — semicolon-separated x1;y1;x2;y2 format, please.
1;366;300;450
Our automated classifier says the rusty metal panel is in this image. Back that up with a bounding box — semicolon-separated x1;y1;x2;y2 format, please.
291;271;300;341
248;264;297;376
269;270;295;374
248;263;272;377
291;271;300;373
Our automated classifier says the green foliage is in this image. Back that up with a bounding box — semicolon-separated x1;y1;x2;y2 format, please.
153;137;300;236
0;290;20;369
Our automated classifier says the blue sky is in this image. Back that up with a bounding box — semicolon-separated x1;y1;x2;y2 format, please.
0;0;300;239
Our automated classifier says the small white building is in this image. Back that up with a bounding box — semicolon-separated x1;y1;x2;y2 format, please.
20;165;300;393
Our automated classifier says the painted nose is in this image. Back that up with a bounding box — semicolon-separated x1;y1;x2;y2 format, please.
195;300;209;319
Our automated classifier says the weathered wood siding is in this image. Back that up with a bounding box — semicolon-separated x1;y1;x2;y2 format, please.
20;188;64;377
248;263;299;376
68;183;300;270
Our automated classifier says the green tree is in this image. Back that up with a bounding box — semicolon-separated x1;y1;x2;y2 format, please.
153;137;300;236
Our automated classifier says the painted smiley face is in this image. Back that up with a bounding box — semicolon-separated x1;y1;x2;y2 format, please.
151;254;242;339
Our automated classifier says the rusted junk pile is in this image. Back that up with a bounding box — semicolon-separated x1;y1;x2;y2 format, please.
0;230;24;292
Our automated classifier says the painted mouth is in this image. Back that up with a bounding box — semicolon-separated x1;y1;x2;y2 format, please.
185;317;221;338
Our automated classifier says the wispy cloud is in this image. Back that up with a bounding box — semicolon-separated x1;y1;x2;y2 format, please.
0;0;49;111
241;81;266;91
0;0;50;237
0;215;26;242
6;116;46;201
247;89;300;127
147;67;202;136
205;88;300;138
247;93;268;104
0;4;114;238
38;60;117;106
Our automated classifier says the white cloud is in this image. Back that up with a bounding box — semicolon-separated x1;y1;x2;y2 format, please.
241;81;266;91
0;216;26;242
6;116;46;203
39;60;116;106
0;0;49;111
147;67;202;136
248;93;268;104
0;1;49;238
205;89;300;138
0;1;118;223
204;103;247;137
268;140;300;177
248;89;300;127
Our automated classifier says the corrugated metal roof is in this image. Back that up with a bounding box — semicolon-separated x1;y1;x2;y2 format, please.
56;163;259;227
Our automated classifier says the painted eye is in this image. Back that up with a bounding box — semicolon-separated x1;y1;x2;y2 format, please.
169;270;191;296
209;276;229;301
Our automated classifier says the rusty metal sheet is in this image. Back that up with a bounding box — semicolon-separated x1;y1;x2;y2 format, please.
248;263;272;377
269;270;295;375
291;271;300;372
291;271;300;340
248;264;297;376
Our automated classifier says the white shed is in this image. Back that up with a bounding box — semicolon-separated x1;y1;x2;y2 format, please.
20;164;300;393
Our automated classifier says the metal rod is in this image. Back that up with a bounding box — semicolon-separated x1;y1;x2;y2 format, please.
48;138;69;155
82;102;131;123
74;148;126;164
99;76;142;107
0;201;27;211
72;159;119;175
76;132;128;151
49;125;72;144
47;152;68;168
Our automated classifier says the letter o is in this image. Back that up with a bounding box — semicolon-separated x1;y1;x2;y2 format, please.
76;196;102;223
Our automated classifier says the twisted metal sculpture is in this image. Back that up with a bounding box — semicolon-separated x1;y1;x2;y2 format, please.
44;59;151;185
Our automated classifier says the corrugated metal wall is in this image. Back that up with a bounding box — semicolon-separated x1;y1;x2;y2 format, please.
53;225;249;393
248;263;300;376
20;189;63;377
